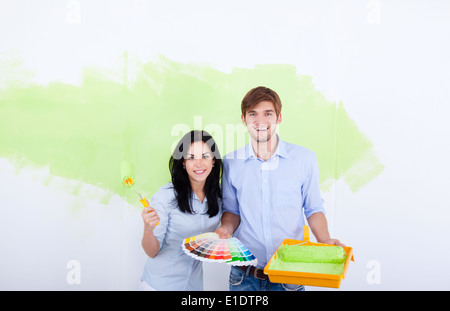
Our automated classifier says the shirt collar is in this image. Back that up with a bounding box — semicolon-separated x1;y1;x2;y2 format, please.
245;135;289;161
191;191;207;203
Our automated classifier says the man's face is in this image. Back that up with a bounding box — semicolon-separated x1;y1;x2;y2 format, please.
241;100;281;143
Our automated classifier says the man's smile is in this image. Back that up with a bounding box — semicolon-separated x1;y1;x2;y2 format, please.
255;125;269;132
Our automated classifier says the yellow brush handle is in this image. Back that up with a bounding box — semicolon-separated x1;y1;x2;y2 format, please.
140;198;159;226
139;198;150;207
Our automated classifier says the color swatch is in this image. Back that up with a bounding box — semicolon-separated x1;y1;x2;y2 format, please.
181;232;258;266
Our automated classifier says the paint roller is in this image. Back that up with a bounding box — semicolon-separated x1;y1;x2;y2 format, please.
121;160;159;226
279;245;345;264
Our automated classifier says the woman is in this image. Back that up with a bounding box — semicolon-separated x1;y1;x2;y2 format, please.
140;130;222;291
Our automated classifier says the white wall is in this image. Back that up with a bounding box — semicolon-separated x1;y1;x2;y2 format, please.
1;0;450;290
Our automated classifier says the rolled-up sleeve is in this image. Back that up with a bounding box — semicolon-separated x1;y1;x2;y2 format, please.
302;152;326;219
221;158;240;216
149;187;171;250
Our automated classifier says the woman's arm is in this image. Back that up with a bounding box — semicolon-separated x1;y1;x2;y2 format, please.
141;206;161;258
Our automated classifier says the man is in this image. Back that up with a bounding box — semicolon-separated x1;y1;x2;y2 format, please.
216;86;343;291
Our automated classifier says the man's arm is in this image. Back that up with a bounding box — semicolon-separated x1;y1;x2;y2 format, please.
217;157;241;239
216;212;240;239
307;212;344;246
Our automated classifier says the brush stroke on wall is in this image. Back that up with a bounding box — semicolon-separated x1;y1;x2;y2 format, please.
0;50;383;206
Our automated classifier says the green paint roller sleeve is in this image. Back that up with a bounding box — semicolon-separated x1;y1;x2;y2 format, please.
120;160;135;183
279;245;345;264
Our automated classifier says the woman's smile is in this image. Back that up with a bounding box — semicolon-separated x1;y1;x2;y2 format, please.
193;169;206;175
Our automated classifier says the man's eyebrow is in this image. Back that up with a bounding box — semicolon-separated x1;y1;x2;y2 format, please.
247;109;275;113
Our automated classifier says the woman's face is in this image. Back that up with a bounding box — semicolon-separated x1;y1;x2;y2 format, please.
183;141;215;187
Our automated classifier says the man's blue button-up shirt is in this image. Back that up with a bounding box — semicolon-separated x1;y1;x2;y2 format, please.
222;137;326;268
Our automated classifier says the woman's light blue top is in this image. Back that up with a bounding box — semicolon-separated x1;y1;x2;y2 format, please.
141;183;221;291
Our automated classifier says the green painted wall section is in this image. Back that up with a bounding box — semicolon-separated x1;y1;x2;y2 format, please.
0;51;383;205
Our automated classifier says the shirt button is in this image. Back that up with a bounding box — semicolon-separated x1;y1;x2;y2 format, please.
264;180;267;183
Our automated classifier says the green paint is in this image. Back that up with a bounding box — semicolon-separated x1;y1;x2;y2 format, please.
120;160;135;185
0;50;383;206
269;257;345;275
268;244;346;275
279;245;345;264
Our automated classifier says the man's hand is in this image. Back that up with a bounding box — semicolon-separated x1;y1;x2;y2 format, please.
322;238;345;247
215;212;240;239
307;212;346;247
215;226;232;239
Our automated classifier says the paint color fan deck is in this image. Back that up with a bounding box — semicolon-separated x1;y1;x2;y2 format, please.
182;232;258;266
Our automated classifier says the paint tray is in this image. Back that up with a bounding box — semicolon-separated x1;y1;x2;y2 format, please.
263;225;354;289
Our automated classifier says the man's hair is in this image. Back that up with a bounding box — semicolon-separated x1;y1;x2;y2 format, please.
241;86;282;118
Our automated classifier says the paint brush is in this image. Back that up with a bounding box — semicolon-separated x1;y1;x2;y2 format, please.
121;160;159;225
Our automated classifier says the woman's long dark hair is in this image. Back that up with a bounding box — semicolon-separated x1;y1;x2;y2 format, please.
169;130;222;217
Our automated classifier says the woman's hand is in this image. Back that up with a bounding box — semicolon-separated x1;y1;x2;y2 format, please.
141;206;160;232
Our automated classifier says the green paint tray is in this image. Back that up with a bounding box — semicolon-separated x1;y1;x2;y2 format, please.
264;225;354;288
